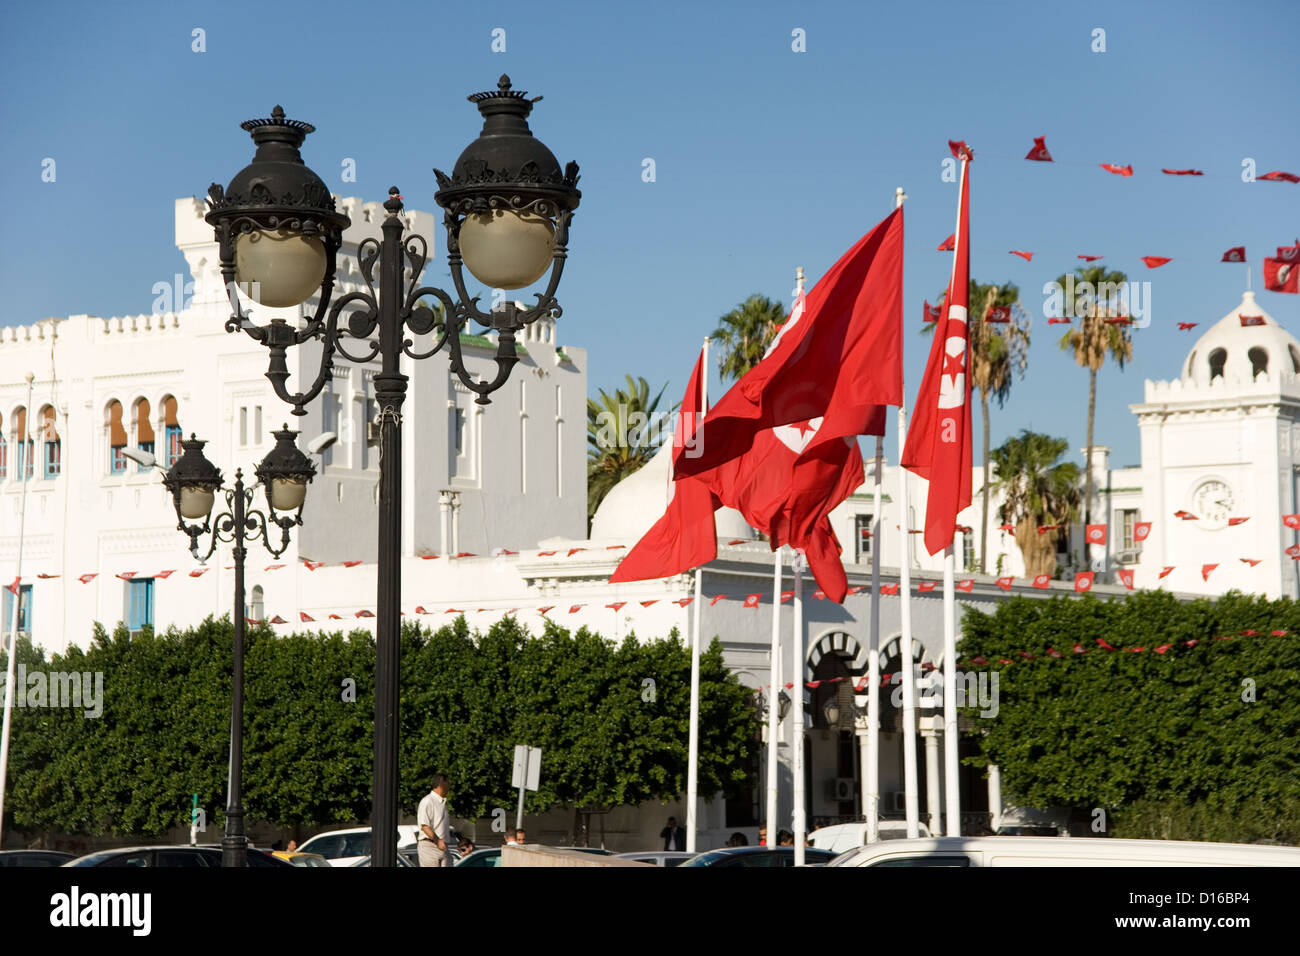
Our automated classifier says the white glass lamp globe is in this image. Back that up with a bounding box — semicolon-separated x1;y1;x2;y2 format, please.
269;477;308;513
234;228;328;307
458;209;555;290
179;486;216;521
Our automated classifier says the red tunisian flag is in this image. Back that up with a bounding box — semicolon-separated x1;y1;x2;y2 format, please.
610;346;717;583
902;147;973;557
1085;524;1107;545
674;208;904;478
1264;257;1298;294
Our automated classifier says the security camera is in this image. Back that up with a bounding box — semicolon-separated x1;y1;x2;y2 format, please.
307;431;337;455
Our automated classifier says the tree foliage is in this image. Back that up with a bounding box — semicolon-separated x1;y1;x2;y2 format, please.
1;616;756;837
586;375;673;522
710;294;786;382
958;590;1300;843
989;430;1081;577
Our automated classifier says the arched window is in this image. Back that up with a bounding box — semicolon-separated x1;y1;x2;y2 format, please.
13;407;33;480
40;405;60;479
107;400;127;474
1289;345;1300;374
162;396;182;467
1186;351;1197;378
1209;348;1227;381
248;585;265;624
134;398;154;471
1248;347;1268;378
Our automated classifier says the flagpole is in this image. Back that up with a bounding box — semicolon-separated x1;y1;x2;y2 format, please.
865;436;883;843
791;549;806;865
942;541;960;835
686;337;708;853
765;547;782;841
0;372;36;844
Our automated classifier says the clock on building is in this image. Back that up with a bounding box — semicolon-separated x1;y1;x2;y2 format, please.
1190;478;1235;529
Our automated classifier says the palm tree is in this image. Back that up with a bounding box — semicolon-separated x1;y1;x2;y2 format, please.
710;294;786;382
989;430;1081;577
1055;265;1132;538
925;280;1030;571
586;375;674;522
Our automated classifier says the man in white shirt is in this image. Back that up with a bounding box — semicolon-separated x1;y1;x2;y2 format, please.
417;774;452;868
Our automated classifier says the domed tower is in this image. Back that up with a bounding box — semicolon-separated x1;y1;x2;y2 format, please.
1131;291;1300;597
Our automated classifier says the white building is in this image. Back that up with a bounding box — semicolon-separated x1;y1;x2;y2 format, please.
2;194;1284;847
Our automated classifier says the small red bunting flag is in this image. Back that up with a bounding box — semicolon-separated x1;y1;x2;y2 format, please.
1085;524;1107;544
917;581;936;593
1177;322;1198;330
6;576;19;595
415;606;429;614
1141;256;1172;269
813;590;826;600
445;608;464;614
998;659;1013;665
79;573;98;584
1271;630;1288;636
1214;634;1234;641
640;600;658;607
1153;644;1173;654
420;554;440;560
985;306;1011;323
922;300;941;323
300;612;314;622
36;573;59;579
328;614;342;620
1241;629;1258;636
1018;650;1035;660
1285;514;1300;529
880;584;900;595
956;579;974;593
996;576;1014;591
1097;638;1117;650
1078;255;1103;262
1048;317;1071;325
538;551;557;557
998;523;1015;534
1258;171;1299;183
189;568;209;578
1161;168;1203;176
1127;646;1146;653
1072;643;1087;654
1159;566;1175;579
1221;246;1246;263
538;606;555;616
1118;568;1135;590
1047;647;1063;658
970;656;988;666
1241;558;1262;567
1134;521;1152;541
726;539;747;546
743;594;761;608
304;560;325;570
846;586;867;595
1239;314;1267;326
265;564;285;571
949;139;973;160
155;570;176;579
1099;163;1133;177
356;609;374;618
674;598;694;607
606;602;626;611
937;233;955;251
1183;639;1198;647
605;545;625;550
456;552;477;558
1175;510;1198;521
1202;563;1218;581
1037;524;1060;534
1074;572;1095;593
116;571;137;581
709;595;728;606
568;605;583;614
1104;316;1133;325
342;560;362;568
270;615;287;624
1024;136;1052;161
1032;574;1050;589
1009;250;1034;261
779;590;794;603
567;548;587;557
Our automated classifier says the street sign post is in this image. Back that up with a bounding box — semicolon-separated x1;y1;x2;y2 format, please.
512;744;542;830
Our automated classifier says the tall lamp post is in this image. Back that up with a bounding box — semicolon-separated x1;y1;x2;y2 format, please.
201;75;580;866
160;429;316;867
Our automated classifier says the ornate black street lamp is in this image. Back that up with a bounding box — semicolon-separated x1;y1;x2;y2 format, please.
201;75;580;866
162;429;316;867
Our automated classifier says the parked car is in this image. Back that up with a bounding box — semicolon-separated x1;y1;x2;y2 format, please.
678;847;837;867
271;850;333;867
63;846;292;867
613;851;694;867
826;836;1300;867
807;820;932;854
349;853;416;867
300;824;459;867
0;849;76;867
453;847;502;868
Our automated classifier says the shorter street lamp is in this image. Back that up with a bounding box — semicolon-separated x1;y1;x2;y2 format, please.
160;428;316;867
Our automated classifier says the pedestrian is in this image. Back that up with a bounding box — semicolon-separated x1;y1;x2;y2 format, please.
660;816;685;852
726;832;748;847
776;829;794;847
515;828;526;845
758;825;767;847
286;839;297;853
417;773;452;867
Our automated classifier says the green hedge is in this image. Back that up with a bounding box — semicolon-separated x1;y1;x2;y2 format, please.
1;616;756;837
958;590;1300;843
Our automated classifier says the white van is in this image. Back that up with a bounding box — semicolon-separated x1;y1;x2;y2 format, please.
826;836;1300;867
808;820;932;854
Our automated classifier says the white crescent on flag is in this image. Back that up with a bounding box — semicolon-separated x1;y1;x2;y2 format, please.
773;416;823;454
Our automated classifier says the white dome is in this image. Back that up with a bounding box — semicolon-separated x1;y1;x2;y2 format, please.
590;441;755;543
1182;291;1300;386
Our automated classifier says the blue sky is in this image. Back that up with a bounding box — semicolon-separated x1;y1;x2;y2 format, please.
1;0;1296;466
